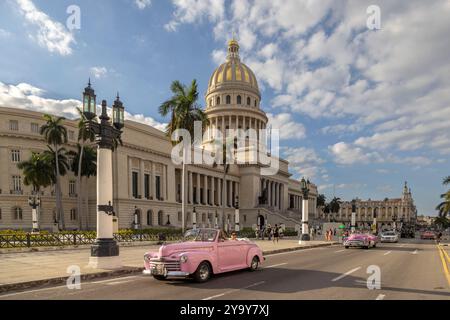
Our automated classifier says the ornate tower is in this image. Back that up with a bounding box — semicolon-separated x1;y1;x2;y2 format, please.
204;39;268;144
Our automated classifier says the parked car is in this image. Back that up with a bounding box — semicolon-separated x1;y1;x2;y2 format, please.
344;233;377;249
380;231;399;243
420;230;436;240
143;228;265;282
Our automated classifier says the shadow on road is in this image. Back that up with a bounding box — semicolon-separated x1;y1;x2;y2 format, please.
164;268;450;298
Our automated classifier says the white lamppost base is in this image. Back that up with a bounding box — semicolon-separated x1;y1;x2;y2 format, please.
88;256;123;270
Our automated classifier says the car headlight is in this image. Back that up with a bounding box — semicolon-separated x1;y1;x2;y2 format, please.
180;255;188;263
144;254;151;262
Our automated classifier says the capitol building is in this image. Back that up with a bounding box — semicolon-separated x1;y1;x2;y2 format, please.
0;39;319;232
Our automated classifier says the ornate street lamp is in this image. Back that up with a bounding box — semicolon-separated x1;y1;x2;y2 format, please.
351;199;356;233
28;195;41;233
299;177;310;242
192;206;197;230
84;81;124;269
234;196;240;232
133;206;139;230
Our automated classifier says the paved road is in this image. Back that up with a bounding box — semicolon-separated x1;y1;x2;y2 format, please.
1;239;449;300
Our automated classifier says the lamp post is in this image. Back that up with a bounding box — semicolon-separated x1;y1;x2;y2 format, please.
83;81;124;269
392;213;397;233
133;206;139;230
299;177;310;243
351;199;356;234
372;208;378;235
28;195;41;233
192;207;197;230
234;196;240;232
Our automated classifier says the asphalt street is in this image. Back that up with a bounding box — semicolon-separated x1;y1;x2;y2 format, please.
1;239;449;300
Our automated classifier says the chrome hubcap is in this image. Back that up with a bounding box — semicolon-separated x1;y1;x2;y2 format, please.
200;265;209;280
252;258;258;269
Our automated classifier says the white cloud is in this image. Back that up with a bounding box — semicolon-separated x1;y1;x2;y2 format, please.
135;0;151;10
90;67;108;79
281;146;326;180
0;29;12;38
16;0;75;56
165;0;450;164
0;82;166;132
267;113;306;140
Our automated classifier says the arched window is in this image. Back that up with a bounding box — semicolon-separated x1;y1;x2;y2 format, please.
135;209;142;224
158;211;164;226
226;95;231;104
0;208;2;220
216;96;220;105
247;97;251;105
147;210;153;226
52;208;57;223
254;100;257;107
209;99;212;107
237;95;241;104
13;207;23;220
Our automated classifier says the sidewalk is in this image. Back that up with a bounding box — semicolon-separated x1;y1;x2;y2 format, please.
0;239;337;293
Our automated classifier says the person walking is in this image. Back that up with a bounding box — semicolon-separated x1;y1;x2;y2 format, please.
273;224;279;243
267;225;272;241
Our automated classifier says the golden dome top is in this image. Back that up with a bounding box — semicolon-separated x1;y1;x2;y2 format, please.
207;39;259;94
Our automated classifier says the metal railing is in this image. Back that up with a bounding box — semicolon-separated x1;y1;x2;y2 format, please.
0;233;183;248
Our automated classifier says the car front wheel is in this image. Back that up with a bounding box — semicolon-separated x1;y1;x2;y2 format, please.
153;275;167;281
193;261;212;283
249;256;259;271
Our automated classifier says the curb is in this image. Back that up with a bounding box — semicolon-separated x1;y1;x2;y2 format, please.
0;242;338;294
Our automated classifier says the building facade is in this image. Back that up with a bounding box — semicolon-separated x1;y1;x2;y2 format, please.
0;40;318;231
316;182;417;229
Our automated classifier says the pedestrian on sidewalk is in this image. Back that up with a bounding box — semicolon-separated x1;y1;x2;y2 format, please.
267;225;272;241
273;224;279;243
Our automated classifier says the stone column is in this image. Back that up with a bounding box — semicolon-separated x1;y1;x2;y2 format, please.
196;173;200;204
211;176;215;206
139;160;145;199
151;162;156;200
203;174;208;205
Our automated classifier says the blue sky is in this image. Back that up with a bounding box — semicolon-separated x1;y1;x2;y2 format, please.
0;0;449;216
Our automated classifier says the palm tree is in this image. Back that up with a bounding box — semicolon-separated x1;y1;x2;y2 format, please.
42;145;69;229
436;176;450;218
159;79;209;232
74;107;96;230
69;145;97;230
317;194;326;208
328;197;342;222
17;152;54;192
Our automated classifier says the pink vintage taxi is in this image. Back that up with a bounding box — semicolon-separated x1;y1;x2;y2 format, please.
344;233;378;249
143;228;265;282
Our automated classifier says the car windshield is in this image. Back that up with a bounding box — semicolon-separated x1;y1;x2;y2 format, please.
183;229;217;242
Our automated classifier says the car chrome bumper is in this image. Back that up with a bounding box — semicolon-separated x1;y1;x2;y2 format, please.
344;241;365;247
143;269;190;277
381;238;398;242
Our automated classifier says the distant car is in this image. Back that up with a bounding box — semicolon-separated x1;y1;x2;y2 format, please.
420;231;436;240
380;231;399;243
142;228;264;282
344;233;377;249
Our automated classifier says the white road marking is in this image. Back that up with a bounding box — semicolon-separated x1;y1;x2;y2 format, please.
264;247;326;257
202;281;266;300
383;251;392;256
264;263;287;269
91;275;139;284
105;280;136;286
399;244;405;247
335;249;345;253
411;249;418;255
376;294;386;300
331;267;361;282
0;284;68;298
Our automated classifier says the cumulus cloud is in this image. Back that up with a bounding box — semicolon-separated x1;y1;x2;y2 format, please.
281;146;326;180
15;0;75;56
135;0;151;10
0;82;166;132
267;113;306;140
165;0;450;163
90;66;108;79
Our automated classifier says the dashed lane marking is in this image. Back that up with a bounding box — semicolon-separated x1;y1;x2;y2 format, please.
202;281;266;301
335;249;345;253
331;267;361;282
383;251;392;256
376;294;386;300
264;263;288;269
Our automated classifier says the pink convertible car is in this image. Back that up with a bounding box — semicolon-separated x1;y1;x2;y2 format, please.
344;233;378;249
143;228;265;282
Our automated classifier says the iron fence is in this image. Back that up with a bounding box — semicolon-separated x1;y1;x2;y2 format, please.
0;233;182;248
